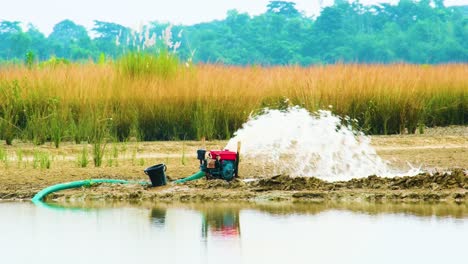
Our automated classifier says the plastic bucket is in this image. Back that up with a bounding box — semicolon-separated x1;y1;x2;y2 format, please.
144;164;167;187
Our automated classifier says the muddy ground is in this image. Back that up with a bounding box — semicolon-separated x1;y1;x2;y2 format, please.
0;126;466;202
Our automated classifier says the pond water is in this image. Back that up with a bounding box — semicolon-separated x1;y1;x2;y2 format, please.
0;201;467;264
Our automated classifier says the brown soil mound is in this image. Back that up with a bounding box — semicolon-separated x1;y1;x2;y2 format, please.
185;178;248;189
248;169;467;192
252;175;327;191
342;169;467;190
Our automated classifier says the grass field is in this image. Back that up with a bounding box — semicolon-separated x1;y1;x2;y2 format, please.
0;62;466;147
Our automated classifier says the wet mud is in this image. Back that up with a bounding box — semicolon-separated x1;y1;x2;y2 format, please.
8;169;464;203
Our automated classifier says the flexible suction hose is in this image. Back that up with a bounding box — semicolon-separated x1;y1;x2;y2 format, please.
32;171;206;203
31;179;147;203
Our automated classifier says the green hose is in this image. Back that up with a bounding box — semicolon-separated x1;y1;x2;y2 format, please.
32;171;206;203
31;179;148;203
173;171;206;184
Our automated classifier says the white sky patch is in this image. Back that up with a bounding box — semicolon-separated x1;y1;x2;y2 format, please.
1;0;466;36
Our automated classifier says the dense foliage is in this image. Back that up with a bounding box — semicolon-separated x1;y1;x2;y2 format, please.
0;0;467;65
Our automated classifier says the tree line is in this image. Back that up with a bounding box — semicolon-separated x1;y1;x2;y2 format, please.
1;0;467;65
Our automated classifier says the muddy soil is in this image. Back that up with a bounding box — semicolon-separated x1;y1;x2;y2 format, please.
0;126;466;202
15;169;466;203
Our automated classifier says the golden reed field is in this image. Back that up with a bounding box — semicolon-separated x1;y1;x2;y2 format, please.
0;63;466;144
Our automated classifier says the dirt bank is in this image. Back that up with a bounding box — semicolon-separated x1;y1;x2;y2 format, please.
0;127;466;202
14;169;465;203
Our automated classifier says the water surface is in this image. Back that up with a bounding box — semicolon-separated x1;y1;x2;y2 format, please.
1;201;466;264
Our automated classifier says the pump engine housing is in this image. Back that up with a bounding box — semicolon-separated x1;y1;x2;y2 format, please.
197;149;239;181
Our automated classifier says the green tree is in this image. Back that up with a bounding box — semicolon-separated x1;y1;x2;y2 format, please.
267;1;301;17
93;20;130;58
48;19;95;60
0;1;466;65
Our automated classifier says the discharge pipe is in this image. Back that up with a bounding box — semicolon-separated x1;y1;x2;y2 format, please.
173;171;206;184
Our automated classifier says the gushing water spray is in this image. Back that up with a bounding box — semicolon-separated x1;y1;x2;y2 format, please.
226;107;420;181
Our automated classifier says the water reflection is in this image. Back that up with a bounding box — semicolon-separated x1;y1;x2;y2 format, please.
201;207;240;238
1;201;467;264
40;200;467;242
150;207;166;225
150;205;241;240
39;200;468;219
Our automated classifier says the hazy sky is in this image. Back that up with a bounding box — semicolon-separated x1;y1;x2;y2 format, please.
1;0;466;35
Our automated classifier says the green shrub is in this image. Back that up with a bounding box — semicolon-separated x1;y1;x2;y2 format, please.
116;49;179;79
77;145;89;168
25;51;35;69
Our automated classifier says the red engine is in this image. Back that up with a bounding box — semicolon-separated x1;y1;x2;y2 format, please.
209;150;237;161
197;148;239;181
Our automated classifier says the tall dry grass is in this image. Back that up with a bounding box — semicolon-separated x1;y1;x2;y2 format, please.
0;63;466;145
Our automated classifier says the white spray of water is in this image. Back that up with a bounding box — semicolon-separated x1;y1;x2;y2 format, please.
225;107;420;181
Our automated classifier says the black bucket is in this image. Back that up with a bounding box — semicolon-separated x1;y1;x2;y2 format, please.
144;164;167;187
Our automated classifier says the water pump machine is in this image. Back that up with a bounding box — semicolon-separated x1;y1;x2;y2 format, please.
144;142;241;186
197;149;239;181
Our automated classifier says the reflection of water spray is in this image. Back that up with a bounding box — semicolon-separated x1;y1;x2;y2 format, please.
226;107;420;181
